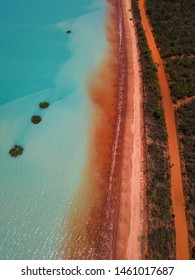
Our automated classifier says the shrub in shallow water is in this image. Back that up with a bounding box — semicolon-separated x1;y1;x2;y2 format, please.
31;115;42;124
9;145;24;157
39;102;49;109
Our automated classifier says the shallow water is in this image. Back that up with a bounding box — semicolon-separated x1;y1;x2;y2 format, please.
0;0;109;259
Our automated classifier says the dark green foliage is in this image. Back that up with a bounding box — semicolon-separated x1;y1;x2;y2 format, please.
31;115;42;124
39;101;50;109
146;0;195;59
144;0;195;258
132;0;175;259
176;102;195;240
177;101;195;183
9;145;24;157
153;107;164;121
165;58;195;103
192;247;195;259
149;227;175;260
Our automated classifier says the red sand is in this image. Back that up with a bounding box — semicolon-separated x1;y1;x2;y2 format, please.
138;0;189;259
61;0;145;260
61;0;123;260
113;0;145;260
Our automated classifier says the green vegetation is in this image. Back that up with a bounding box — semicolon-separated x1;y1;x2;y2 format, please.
145;0;195;260
8;102;51;157
39;101;50;109
146;0;195;59
192;247;195;259
9;145;24;157
165;58;195;103
176;101;195;259
132;0;175;259
31;115;42;124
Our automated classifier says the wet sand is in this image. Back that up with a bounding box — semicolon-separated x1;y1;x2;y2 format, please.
138;0;189;259
60;0;146;260
113;0;145;260
61;0;124;259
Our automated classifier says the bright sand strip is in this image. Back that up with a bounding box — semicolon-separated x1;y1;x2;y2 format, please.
114;0;145;259
138;0;189;259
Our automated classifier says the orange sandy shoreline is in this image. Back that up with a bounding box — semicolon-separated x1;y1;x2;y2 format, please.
114;0;145;259
60;0;145;260
61;0;123;259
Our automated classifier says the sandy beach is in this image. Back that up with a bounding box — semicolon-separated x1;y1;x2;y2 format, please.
60;0;146;260
114;0;146;259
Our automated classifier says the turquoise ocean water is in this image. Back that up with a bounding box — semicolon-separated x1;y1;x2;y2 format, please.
0;0;109;259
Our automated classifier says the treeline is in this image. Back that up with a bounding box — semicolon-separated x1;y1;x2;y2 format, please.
165;58;195;103
146;0;195;59
176;101;195;259
131;0;175;259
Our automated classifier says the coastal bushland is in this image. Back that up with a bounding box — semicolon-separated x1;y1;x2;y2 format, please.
131;0;175;260
176;101;195;259
145;0;195;59
144;0;195;259
165;58;195;103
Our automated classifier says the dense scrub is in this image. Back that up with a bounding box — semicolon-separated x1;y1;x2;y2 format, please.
146;0;195;59
176;101;195;259
132;0;175;259
145;0;195;259
165;58;195;103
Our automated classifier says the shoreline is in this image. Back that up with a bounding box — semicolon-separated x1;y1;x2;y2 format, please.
114;0;146;259
61;0;123;259
60;0;146;260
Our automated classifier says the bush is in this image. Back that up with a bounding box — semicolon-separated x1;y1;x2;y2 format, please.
9;145;24;157
31;115;42;124
39;102;50;109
